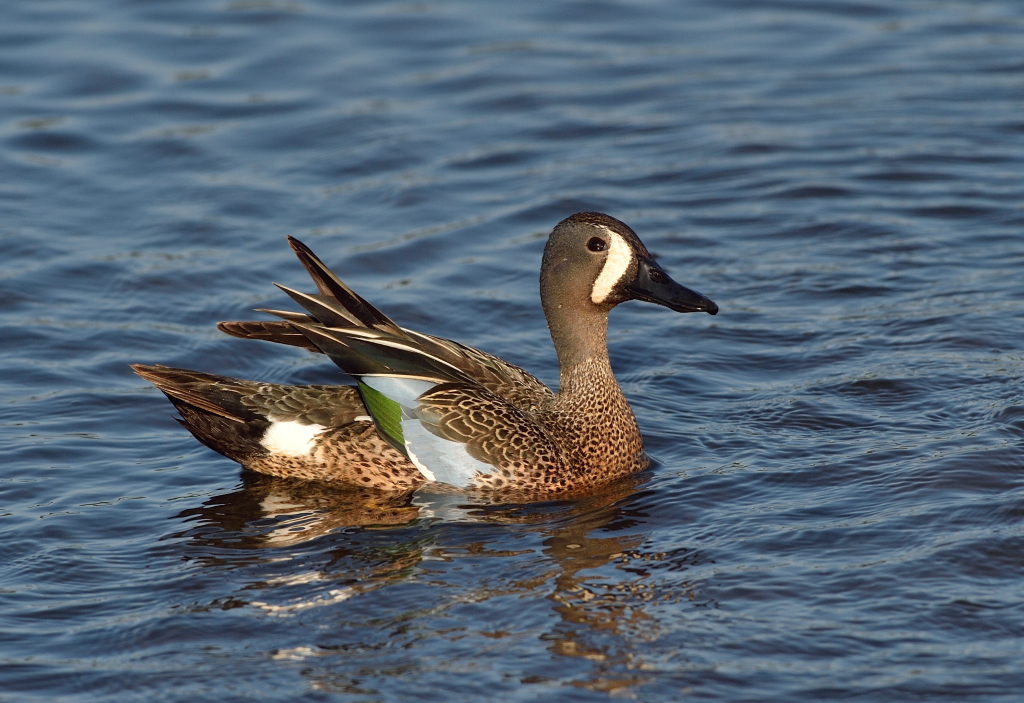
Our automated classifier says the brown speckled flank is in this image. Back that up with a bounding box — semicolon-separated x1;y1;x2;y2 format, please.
135;213;717;495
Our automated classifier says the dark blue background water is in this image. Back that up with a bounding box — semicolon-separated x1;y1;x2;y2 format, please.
2;0;1024;700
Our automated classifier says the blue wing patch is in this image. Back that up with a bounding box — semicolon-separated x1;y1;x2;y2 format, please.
358;375;493;487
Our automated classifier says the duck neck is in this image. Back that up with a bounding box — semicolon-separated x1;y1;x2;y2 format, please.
544;303;644;477
545;304;617;399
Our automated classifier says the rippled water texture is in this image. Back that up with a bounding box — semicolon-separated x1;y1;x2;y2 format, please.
3;0;1024;700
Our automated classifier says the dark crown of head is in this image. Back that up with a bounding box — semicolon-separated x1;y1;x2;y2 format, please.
557;212;652;258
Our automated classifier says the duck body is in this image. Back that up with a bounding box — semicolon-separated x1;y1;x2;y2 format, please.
135;213;717;494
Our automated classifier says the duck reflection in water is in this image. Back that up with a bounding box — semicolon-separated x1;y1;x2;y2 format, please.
171;471;706;693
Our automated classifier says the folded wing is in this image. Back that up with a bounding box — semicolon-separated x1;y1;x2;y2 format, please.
216;236;559;488
219;237;552;405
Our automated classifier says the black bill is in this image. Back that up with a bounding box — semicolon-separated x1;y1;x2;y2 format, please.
625;257;718;315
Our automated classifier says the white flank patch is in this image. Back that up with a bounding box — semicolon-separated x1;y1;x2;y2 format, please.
590;227;634;304
262;420;325;456
353;415;371;422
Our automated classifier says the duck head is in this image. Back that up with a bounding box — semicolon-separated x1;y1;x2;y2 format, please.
540;212;718;318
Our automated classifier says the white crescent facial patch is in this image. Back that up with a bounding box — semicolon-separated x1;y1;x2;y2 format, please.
590;226;634;304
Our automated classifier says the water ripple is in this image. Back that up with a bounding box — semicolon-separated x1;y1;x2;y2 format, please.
2;0;1024;700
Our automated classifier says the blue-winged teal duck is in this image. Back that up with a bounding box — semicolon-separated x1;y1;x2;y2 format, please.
134;213;717;494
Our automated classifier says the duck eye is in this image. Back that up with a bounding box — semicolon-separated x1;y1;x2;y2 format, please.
587;237;607;252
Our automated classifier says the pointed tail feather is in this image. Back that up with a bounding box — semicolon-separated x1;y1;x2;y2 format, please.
292;323;472;384
274;284;364;329
217;320;322;352
254;308;317;323
286;236;404;336
212;237;508;393
218;236;406;351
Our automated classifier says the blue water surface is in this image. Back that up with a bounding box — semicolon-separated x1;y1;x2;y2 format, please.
2;0;1024;700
